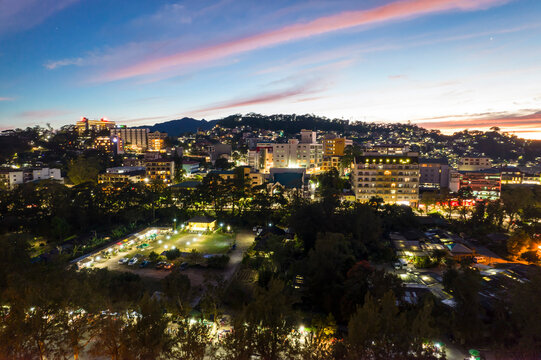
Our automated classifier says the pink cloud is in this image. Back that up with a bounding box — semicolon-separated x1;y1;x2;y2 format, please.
187;83;322;116
0;97;14;101
101;0;507;82
417;110;541;130
0;0;79;36
17;109;72;119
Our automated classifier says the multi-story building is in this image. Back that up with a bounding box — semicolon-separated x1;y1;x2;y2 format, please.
322;136;352;156
98;167;146;186
76;117;116;134
321;156;342;172
208;143;232;163
181;161;200;175
523;173;541;185
0;167;63;189
145;160;175;184
207;166;265;187
272;139;323;173
147;131;168;152
248;143;274;173
457;157;492;171
500;167;523;185
458;169;501;200
419;158;450;189
110;127;149;152
351;145;420;206
93;136;124;154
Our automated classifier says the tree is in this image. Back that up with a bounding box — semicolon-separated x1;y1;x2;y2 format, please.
162;271;192;314
90;315;126;360
298;314;337;360
219;319;256;360
67;155;100;185
172;318;214;360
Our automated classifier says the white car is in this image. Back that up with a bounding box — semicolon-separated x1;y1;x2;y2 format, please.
128;257;138;266
118;258;129;265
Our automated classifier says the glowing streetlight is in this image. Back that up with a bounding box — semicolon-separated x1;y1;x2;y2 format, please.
187;242;191;245
227;225;231;231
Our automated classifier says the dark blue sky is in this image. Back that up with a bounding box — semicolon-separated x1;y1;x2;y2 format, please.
1;0;541;137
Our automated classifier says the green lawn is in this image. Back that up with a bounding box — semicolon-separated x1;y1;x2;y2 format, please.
119;232;234;258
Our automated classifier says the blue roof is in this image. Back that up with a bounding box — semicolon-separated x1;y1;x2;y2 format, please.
273;172;303;189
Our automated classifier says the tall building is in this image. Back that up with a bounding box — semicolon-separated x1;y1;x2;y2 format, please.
145;160;175;184
148;131;168;151
322;136;352;156
93;136;124;154
300;129;317;144
248;143;274;173
110;127;149;152
457;157;492;171
419;159;450;189
272;139;323;173
76;117;116;134
351;145;420;206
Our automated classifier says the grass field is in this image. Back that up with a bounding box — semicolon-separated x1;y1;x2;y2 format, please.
119;231;234;259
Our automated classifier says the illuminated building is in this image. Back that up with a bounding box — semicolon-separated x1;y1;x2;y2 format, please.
351;145;420;206
207;166;265;187
147;131;168;151
186;216;216;232
93;136;124;154
500;167;523;185
98;167;146;186
145;160;175;184
458;169;501;200
419;159;450;189
322;136;352;156
76;117;116;134
0;167;63;189
457;157;492;171
110;127;149;152
272;131;323;173
248;143;274;173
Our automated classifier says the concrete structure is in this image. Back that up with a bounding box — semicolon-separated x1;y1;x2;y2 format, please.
207;167;265;187
0;167;63;189
98;169;145;186
500;167;523;185
248;143;274;173
419;158;450;189
457;157;492;171
351;145;420;206
93;136;124;154
186;216;216;232
272;139;323;173
147;131;168;152
322;136;352;156
110;127;149;152
300;129;317;144
459;169;501;200
208;143;232;163
181;161;200;175
76;117;115;134
145;160;175;184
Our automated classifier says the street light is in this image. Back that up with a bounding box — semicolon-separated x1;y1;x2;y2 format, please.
173;218;177;230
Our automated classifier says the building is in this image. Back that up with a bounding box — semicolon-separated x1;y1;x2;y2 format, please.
98;167;146;186
500;167;523;185
0;167;63;189
248;143;274;173
207;166;265;187
449;170;461;193
186;216;216;232
351;145;420;206
300;129;317;144
523;173;541;185
93;136;124;154
419;158;450;189
76;117;116;134
145;160;175;184
457;157;492;171
147;131;168;152
459;169;501;200
321;155;342;172
0;169;23;189
322;136;352;156
208;143;232;163
110;127;149;152
181;161;200;175
272;139;323;173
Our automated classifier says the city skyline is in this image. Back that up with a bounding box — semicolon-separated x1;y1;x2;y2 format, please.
1;0;541;137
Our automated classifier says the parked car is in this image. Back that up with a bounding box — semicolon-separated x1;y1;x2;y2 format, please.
155;261;166;269
139;260;150;268
118;258;129;265
162;263;173;270
128;257;138;266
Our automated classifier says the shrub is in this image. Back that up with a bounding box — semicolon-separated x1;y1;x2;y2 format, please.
207;255;230;269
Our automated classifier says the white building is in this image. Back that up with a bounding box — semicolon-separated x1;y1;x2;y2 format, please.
457;157;492;171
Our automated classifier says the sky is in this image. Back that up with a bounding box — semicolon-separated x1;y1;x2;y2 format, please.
1;0;541;138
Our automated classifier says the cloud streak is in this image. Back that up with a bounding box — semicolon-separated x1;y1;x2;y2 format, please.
417;110;541;130
44;57;84;70
17;109;72;119
100;0;508;82
0;97;14;101
0;0;79;36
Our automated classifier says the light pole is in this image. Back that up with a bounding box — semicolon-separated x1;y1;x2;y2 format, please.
173;218;177;231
